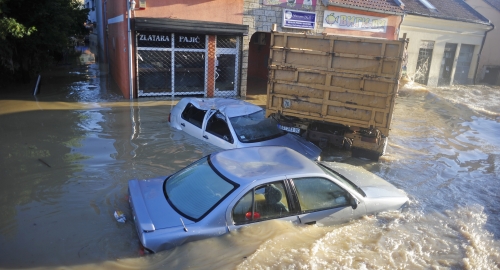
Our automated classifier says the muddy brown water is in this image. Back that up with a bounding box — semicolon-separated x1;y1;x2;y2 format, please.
1;64;499;269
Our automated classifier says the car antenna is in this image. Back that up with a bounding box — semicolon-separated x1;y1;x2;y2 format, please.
180;218;188;232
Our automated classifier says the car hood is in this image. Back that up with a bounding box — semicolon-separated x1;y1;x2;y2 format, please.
250;133;322;160
129;177;195;231
323;162;407;199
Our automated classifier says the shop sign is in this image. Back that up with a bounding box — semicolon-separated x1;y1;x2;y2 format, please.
137;32;172;48
137;32;206;48
323;11;388;33
282;9;316;30
174;33;205;48
263;0;316;11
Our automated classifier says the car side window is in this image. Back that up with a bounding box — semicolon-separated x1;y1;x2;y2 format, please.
232;182;289;224
181;103;206;128
206;112;234;143
292;177;349;212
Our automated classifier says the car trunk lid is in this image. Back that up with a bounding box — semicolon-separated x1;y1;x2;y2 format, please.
324;162;407;198
129;177;195;231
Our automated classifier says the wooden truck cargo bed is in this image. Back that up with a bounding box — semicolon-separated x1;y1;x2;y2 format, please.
266;32;407;137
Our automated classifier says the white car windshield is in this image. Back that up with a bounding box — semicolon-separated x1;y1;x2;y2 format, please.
164;156;237;220
229;110;285;143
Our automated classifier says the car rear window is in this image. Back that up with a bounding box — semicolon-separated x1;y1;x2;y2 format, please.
164;156;238;220
318;163;366;197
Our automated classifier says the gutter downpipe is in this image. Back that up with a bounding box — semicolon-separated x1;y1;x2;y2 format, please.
474;23;494;85
104;0;108;65
397;12;406;40
127;0;136;99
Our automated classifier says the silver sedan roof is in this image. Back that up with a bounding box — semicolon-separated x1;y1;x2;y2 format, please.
210;146;323;183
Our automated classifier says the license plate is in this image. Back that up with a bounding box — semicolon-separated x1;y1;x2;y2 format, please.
278;125;301;134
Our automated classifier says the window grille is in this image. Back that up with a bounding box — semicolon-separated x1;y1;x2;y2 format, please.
136;32;241;98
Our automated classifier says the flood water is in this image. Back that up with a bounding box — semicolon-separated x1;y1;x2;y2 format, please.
1;64;499;269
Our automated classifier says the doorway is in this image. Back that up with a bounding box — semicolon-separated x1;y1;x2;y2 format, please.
247;32;271;95
438;43;457;86
414;41;434;85
215;36;240;97
453;44;474;85
483;66;500;85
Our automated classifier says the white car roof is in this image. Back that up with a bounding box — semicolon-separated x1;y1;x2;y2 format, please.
210;146;323;183
184;98;262;118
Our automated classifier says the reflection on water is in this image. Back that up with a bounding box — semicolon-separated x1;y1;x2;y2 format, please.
0;68;500;269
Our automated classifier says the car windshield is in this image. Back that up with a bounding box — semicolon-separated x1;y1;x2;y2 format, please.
164;156;237;220
229;110;285;143
318;163;366;197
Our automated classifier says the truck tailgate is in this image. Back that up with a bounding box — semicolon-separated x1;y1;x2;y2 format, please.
266;33;407;137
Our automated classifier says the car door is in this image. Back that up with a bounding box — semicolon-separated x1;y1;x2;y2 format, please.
202;111;236;149
227;181;300;232
179;102;207;139
289;177;365;226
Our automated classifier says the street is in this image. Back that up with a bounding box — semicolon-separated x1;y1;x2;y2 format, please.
0;63;499;269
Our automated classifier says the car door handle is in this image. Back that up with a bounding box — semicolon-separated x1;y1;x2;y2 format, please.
203;135;208;139
305;221;316;225
181;123;185;127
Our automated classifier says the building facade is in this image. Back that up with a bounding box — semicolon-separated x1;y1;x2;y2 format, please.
104;0;246;99
399;0;492;87
102;0;408;98
465;0;500;85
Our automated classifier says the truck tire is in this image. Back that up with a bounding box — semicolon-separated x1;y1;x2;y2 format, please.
351;137;387;161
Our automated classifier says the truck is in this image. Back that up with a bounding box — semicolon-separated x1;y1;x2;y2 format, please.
266;31;408;161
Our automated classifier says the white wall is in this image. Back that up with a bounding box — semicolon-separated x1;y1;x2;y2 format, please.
465;0;499;83
400;15;490;86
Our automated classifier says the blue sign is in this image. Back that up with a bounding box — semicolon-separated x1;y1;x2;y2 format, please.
282;9;316;30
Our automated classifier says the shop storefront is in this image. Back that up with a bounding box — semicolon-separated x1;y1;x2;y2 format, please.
134;18;248;97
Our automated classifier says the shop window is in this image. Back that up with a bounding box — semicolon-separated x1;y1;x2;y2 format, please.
174;52;205;93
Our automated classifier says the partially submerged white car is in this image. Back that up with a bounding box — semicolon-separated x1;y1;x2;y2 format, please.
169;98;321;160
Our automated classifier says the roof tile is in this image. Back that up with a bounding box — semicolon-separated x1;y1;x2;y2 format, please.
324;0;404;14
402;0;490;24
484;0;500;12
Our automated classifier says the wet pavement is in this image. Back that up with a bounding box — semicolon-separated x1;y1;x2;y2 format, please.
0;62;499;269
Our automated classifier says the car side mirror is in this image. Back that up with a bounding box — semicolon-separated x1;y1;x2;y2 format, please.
348;194;358;209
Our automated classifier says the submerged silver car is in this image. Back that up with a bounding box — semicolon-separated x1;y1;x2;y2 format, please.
128;146;408;253
168;98;321;160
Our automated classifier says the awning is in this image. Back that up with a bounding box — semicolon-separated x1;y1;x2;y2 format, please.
134;18;249;36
